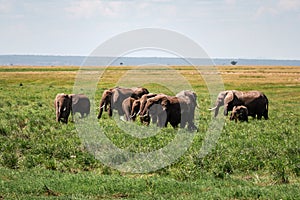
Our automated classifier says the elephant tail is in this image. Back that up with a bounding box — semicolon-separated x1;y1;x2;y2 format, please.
55;101;60;122
263;94;269;120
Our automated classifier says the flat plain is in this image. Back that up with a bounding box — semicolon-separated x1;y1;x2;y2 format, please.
0;65;299;199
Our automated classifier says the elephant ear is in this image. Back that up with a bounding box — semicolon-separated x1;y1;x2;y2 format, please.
188;91;197;105
70;94;79;105
63;94;70;102
224;91;234;105
104;90;112;100
112;89;120;104
160;96;169;110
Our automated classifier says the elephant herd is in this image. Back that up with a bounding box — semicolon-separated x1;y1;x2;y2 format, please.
209;90;269;121
97;87;198;131
54;88;269;129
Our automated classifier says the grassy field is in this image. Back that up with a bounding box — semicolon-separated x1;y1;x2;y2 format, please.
0;65;299;199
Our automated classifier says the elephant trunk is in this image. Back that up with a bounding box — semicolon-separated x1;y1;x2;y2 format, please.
97;100;105;119
214;105;221;117
223;105;228;116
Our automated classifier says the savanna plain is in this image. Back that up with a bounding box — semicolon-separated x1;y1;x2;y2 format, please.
0;65;299;199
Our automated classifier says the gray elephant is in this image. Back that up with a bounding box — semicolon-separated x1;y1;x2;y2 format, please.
69;94;90;119
175;90;198;130
122;97;138;121
54;93;72;124
209;90;268;120
230;105;248;122
97;87;149;119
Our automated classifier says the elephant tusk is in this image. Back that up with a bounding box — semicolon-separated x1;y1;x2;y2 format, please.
140;114;148;117
208;106;217;111
136;110;141;116
130;113;136;118
100;104;105;109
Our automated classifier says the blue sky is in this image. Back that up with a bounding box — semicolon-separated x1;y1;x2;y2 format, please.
1;0;300;59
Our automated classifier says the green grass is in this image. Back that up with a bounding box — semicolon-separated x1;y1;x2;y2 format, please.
1;167;299;199
0;65;299;199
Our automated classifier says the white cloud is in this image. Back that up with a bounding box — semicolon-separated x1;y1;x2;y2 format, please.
255;0;300;19
254;6;279;19
65;0;179;26
65;0;125;19
225;0;236;6
0;0;14;13
278;0;300;11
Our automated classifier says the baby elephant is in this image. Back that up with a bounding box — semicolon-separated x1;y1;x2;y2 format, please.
230;105;248;122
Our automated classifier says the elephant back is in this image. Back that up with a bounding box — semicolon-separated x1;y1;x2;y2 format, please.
70;94;89;105
70;94;90;114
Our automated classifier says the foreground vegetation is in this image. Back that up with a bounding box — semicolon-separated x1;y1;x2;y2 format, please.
0;65;299;199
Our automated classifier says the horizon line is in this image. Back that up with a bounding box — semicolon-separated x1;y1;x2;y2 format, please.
1;54;300;61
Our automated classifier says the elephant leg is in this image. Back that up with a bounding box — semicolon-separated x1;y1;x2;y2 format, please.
180;115;187;128
187;122;197;131
131;115;136;121
157;118;165;127
171;123;178;128
263;111;269;120
80;112;85;118
62;118;67;124
56;113;60;122
250;113;256;119
158;115;167;127
257;114;262;120
140;115;150;126
97;109;103;119
108;108;113;117
126;112;131;121
157;112;167;127
151;115;157;124
157;120;163;127
223;106;229;116
71;112;74;122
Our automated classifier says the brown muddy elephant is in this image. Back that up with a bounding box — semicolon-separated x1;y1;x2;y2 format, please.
97;89;113;119
230;105;248;122
209;90;269;120
130;93;161;125
97;87;149;119
140;94;169;128
54;93;72;124
69;94;90;119
141;91;197;130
